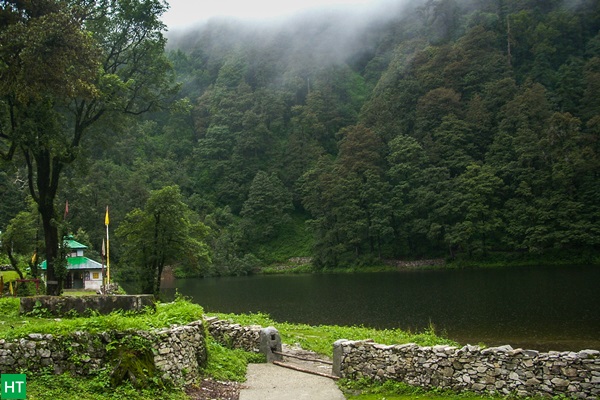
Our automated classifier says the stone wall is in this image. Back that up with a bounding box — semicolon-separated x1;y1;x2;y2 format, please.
20;295;156;316
0;316;272;388
204;316;262;352
203;317;282;363
333;340;600;399
152;321;207;384
0;320;206;385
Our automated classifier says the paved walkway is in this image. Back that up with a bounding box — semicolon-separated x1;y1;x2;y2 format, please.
239;363;346;400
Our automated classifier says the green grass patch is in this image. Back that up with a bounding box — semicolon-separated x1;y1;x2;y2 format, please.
0;295;204;340
62;290;101;296
0;296;21;332
0;296;20;318
253;212;313;264
201;336;265;382
210;312;456;358
0;270;19;282
26;369;189;400
339;378;558;400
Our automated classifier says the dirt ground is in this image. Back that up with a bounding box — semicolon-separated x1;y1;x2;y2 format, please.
185;378;242;400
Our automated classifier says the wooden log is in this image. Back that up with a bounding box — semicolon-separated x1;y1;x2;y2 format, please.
272;360;339;380
273;350;333;365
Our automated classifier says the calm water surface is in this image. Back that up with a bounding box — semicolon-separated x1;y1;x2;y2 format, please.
161;265;600;352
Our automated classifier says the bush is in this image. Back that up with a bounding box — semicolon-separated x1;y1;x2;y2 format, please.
0;296;19;318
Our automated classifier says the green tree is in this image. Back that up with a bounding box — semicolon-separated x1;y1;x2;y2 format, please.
442;164;504;257
0;0;175;294
414;87;462;141
300;156;343;268
280;106;325;197
359;38;428;140
0;200;41;279
581;57;600;121
116;186;210;296
387;134;433;255
301;125;392;267
240;171;292;243
427;113;476;177
0;168;27;229
335;125;392;260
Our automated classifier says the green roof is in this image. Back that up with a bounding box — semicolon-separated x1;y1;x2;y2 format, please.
40;256;102;270
65;239;87;250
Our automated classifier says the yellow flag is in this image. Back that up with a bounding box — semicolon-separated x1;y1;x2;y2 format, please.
105;206;110;225
9;281;14;295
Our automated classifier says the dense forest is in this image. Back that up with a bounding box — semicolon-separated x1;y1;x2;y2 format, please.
1;0;599;281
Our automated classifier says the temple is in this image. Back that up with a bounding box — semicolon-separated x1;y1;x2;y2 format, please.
40;236;104;290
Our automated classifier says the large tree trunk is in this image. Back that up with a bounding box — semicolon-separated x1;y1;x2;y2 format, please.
40;202;62;295
29;148;65;296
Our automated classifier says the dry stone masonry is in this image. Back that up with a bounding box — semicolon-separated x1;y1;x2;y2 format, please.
0;320;207;385
0;316;273;388
333;340;600;399
204;316;263;352
204;317;283;363
152;321;207;384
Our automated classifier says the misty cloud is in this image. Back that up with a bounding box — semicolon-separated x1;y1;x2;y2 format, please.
166;0;415;69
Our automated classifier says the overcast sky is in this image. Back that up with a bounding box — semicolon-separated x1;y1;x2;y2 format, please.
162;0;393;30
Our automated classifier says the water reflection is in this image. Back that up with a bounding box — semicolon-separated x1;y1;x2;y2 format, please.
159;265;600;352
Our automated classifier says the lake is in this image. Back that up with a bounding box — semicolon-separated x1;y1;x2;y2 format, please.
160;265;600;352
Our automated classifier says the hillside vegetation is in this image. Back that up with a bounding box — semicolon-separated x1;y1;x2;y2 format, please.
1;0;599;276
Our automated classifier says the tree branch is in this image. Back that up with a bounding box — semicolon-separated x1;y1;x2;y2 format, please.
23;150;39;204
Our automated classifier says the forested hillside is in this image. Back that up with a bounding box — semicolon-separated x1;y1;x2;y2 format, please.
2;0;599;277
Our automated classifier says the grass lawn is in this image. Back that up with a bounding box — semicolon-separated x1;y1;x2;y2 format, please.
347;394;505;399
63;289;100;296
0;270;19;282
1;270;20;297
341;380;509;400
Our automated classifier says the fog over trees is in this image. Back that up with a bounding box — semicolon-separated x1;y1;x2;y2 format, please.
1;0;599;282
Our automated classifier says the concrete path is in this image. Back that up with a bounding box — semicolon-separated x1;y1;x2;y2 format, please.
239;363;346;400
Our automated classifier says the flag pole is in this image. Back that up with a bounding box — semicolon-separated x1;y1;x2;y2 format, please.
105;206;110;285
101;238;106;294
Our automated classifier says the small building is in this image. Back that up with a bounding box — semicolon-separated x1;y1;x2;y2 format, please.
40;237;104;290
